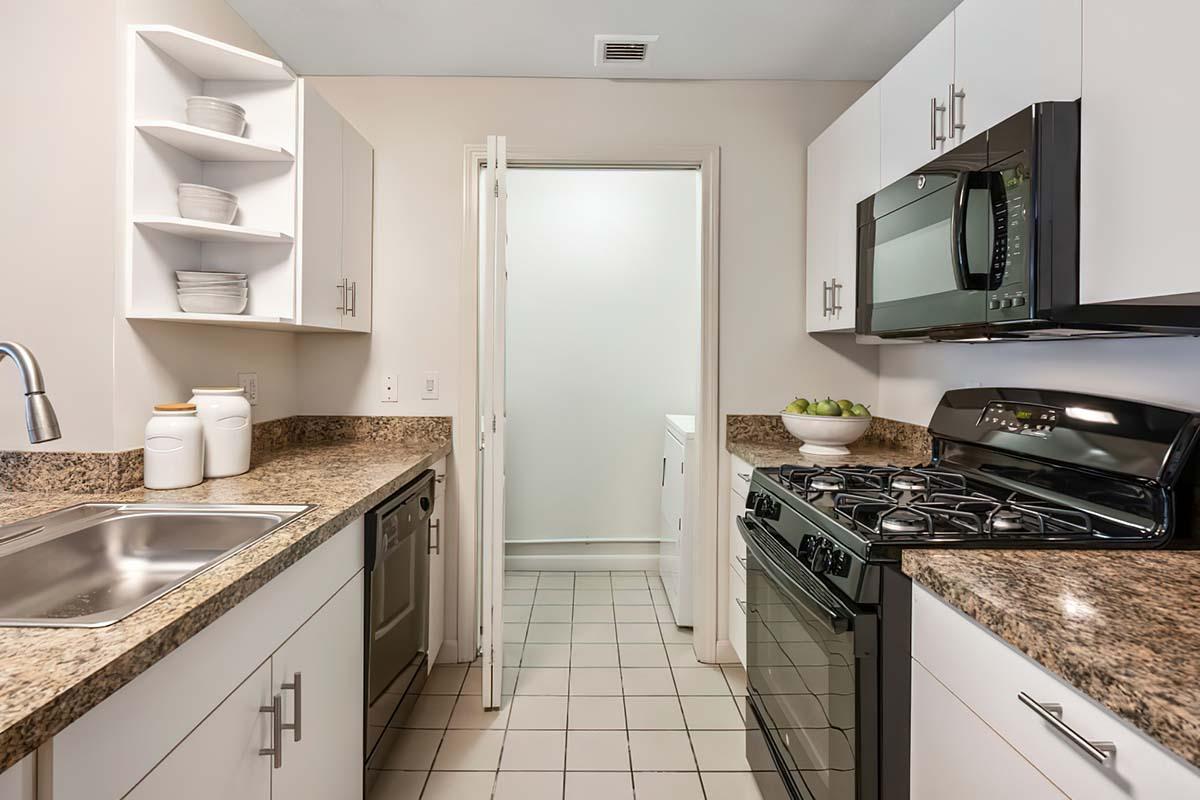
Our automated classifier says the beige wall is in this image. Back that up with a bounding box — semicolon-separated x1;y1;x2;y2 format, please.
0;0;299;451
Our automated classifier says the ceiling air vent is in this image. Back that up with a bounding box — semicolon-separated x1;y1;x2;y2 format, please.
594;35;659;66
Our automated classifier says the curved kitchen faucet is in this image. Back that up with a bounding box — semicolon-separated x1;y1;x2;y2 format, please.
0;342;61;444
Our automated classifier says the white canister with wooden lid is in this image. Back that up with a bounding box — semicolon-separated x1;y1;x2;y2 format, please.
144;403;205;489
189;387;252;478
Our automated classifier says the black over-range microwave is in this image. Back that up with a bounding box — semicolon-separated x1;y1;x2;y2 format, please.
855;101;1200;341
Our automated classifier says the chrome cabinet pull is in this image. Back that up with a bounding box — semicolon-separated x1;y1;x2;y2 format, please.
347;280;358;317
735;598;750;615
830;278;844;316
335;279;347;313
429;519;441;555
949;84;966;139
259;694;283;768
736;472;751;482
1017;692;1116;764
930;96;947;149
281;672;302;742
735;555;748;569
822;280;831;317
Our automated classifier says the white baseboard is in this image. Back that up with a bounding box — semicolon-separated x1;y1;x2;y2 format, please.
435;639;461;665
505;552;662;572
715;639;739;666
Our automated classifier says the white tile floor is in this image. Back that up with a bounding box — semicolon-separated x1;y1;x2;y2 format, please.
367;570;789;800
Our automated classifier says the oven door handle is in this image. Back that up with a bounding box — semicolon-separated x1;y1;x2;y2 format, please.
736;515;852;636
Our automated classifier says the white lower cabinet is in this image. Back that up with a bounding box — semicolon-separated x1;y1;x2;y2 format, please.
913;582;1200;799
428;457;447;669
912;660;1066;799
727;454;752;667
49;519;365;800
0;754;34;800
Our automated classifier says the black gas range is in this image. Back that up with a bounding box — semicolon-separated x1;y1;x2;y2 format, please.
738;388;1200;800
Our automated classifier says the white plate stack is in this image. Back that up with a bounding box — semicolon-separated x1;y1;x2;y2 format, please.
177;270;248;315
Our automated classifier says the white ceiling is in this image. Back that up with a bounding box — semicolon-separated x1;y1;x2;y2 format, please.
225;0;963;80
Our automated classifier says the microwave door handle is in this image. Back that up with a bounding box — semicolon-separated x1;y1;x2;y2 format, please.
736;515;852;636
950;172;989;292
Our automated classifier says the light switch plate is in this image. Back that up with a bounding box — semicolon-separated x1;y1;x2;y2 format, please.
422;371;439;400
382;373;398;403
237;372;259;406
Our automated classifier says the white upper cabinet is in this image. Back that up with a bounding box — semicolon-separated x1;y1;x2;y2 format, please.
297;80;375;331
1079;0;1200;305
806;85;880;333
879;15;955;187
951;0;1081;147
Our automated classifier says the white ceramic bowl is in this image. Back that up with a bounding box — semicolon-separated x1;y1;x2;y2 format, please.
177;280;248;290
178;184;238;224
176;270;247;282
185;96;246;136
177;292;248;315
178;286;247;298
780;412;871;456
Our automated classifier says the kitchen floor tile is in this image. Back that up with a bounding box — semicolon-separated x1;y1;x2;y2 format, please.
611;575;648;589
505;622;529;642
632;772;705;800
502;667;519;696
500;730;567;771
612;589;652;605
538;574;575;589
508;695;568;730
571;605;615;623
421;771;497;799
422;665;468;695
401;694;456;729
571;623;617;643
573;575;612;590
366;769;426;800
702;771;791;800
572;589;614;605
569;667;622;696
527;623;573;643
623;696;685;730
370;729;442;771
615;623;662;643
535;589;575;605
463;666;483;695
620;668;677;696
522;643;572;667
680;696;745;730
566;730;630;771
531;604;573;622
659;623;693;643
432;729;504;771
494;771;565;800
506;605;533;623
722;664;748;696
564;771;634;800
672;666;732;696
691;730;772;771
505;589;535;605
517;667;570;695
507;575;538;589
613;605;657;623
666;643;703;668
448;694;510;730
618;643;668;667
567;696;625;729
627;729;697;771
654;604;676;623
570;643;619;667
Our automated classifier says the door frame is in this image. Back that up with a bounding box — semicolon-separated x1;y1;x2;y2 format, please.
457;144;722;664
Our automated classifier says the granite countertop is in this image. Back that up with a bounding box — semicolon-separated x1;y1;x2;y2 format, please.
904;549;1200;770
0;436;450;771
726;413;931;469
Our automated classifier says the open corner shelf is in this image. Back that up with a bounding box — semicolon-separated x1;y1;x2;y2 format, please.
134;216;293;244
136;121;294;162
135;26;293;82
126;311;357;333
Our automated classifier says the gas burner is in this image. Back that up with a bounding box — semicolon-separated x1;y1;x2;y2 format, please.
880;509;929;534
809;474;845;492
889;475;926;492
989;508;1026;532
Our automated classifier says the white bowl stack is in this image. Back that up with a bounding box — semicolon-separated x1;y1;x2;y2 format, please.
176;270;249;315
178;183;238;225
185;96;246;137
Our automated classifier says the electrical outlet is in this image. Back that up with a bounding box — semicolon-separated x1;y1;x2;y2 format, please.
382;373;398;403
237;372;259;406
422;371;439;400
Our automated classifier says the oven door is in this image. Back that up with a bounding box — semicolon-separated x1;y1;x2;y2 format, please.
738;514;878;800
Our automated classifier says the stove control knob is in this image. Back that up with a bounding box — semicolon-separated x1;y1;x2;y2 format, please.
810;540;833;574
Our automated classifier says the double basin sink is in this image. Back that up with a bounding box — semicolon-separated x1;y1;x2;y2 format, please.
0;502;313;627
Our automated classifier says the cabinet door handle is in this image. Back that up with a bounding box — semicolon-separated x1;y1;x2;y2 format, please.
822;280;831;317
259;694;283;769
949;83;966;139
736;472;750;482
735;598;752;615
429;519;441;555
347;280;358;317
930;96;947;149
830;278;844;316
281;672;302;742
735;555;748;570
1017;692;1116;764
335;279;347;313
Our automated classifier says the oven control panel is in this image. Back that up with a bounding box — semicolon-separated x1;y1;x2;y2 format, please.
977;401;1060;438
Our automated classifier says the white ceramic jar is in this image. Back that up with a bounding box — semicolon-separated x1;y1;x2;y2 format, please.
144;404;205;490
189;387;252;478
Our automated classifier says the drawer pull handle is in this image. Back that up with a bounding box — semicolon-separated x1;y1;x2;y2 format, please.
736;472;751;482
259;694;283;768
281;672;302;742
735;598;751;615
735;556;748;569
1017;692;1116;764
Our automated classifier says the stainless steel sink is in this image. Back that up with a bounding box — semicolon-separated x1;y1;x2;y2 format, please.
0;502;315;627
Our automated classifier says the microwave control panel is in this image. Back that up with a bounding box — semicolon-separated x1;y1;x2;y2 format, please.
978;401;1060;437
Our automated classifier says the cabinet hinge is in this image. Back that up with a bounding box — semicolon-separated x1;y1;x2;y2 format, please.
492;415;497;433
493;180;500;198
678;518;682;531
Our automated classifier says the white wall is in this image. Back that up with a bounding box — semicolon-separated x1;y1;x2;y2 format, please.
877;337;1200;424
0;0;299;452
503;168;701;542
